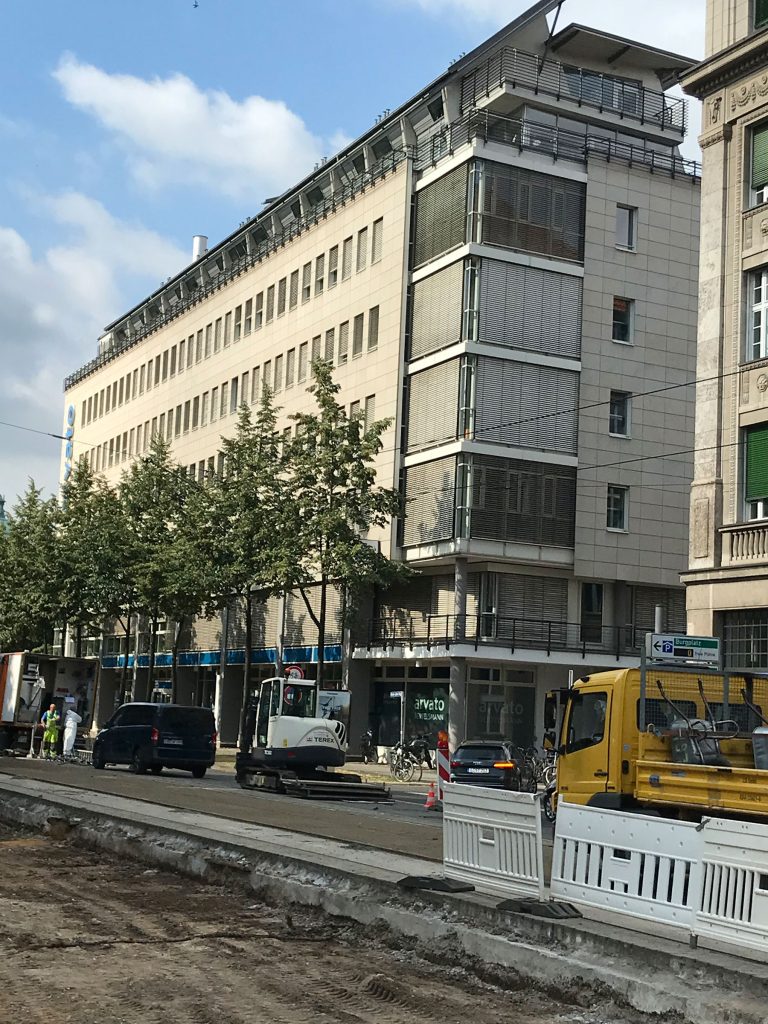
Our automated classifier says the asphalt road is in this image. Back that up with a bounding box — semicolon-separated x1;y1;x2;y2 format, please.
0;757;443;861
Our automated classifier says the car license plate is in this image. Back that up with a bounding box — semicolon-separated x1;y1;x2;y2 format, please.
467;767;490;774
164;738;183;745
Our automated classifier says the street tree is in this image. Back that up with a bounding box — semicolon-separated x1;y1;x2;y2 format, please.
286;360;413;687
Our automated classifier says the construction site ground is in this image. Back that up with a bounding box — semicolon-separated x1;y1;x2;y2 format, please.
0;817;648;1024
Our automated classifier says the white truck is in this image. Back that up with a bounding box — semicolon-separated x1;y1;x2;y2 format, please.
0;652;99;753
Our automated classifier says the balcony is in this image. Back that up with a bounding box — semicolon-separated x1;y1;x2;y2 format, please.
460;47;687;136
721;522;768;567
355;613;644;661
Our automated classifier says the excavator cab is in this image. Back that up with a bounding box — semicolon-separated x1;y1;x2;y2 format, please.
255;678;317;747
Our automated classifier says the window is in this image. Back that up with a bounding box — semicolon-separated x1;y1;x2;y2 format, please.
201;393;208;427
298;342;308;383
277;277;287;315
266;285;275;322
746;424;768;519
356;227;368;272
263;360;271;394
612;297;633;344
217;453;225;478
154;359;161;386
752;123;768;205
128;428;135;456
615;205;637;250
183;401;191;433
174;405;182;437
255;292;264;329
178;340;185;372
606;485;628;531
350;400;361;419
372;217;383;263
274;355;283;393
368;305;379;351
139;366;145;395
251;366;260;403
756;0;768;30
608;391;631;436
289;269;299;310
198;460;206;483
749;268;768;360
315;255;325;295
244;299;253;335
224;312;232;348
205;324;212;359
311;335;321;363
352;313;364;357
325;328;335;363
286;348;296;387
211;386;218;422
195;330;202;363
105;386;111;414
338;321;349;364
166;410;173;441
214;318;222;353
220;382;229;418
302;262;312;302
242;371;249;405
230;377;239;413
365;394;376;428
170;346;177;377
234;305;242;342
328;245;339;287
342;237;353;280
565;691;608;753
162;350;169;381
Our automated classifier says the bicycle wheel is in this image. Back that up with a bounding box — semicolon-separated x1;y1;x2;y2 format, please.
398;757;416;783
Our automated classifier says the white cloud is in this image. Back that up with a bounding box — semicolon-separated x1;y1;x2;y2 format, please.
53;56;343;200
0;194;187;505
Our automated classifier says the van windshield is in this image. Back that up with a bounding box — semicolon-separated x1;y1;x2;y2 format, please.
160;708;215;733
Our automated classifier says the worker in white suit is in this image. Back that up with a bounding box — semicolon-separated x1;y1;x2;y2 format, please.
62;707;82;758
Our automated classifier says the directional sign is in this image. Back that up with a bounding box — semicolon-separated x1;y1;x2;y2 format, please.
645;633;721;666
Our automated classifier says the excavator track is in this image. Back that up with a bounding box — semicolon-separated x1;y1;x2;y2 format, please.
235;760;391;801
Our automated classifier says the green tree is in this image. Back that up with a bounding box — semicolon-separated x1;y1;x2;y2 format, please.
286;361;412;687
201;391;289;747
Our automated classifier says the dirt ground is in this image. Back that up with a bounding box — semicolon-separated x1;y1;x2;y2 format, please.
0;820;651;1024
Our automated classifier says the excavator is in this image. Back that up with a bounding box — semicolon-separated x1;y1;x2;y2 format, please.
235;676;390;800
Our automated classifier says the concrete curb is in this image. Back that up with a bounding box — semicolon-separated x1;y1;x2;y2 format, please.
1;778;765;1024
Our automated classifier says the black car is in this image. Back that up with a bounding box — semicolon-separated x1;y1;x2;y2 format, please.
92;703;216;778
450;741;521;790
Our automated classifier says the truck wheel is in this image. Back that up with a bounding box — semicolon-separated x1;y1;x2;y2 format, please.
92;747;106;770
131;750;147;775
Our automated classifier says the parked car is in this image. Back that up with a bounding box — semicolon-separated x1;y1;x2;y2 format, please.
450;740;521;790
92;703;216;778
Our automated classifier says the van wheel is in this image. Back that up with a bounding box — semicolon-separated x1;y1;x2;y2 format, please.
191;766;207;779
131;750;147;775
150;765;162;775
92;747;106;770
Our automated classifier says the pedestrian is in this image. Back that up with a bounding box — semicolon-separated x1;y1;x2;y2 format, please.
40;704;60;760
62;706;82;758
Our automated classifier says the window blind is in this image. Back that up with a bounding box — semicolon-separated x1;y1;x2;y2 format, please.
406;358;461;451
753;124;768;189
746;424;768;500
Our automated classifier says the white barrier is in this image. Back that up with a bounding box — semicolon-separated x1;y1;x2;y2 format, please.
551;802;702;934
443;783;544;900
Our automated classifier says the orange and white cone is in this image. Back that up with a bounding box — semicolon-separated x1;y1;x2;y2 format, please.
423;781;437;810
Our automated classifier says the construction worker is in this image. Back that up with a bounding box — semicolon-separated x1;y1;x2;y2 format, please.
40;704;60;760
62;706;82;758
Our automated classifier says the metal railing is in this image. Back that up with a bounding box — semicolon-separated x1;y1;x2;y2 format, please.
721;521;768;566
460;46;687;136
358;613;647;660
415;108;699;180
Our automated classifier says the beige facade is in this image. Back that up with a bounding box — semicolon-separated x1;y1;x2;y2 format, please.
62;1;703;746
682;0;768;669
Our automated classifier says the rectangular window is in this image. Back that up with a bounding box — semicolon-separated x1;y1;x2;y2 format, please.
154;359;161;386
220;382;229;418
752;123;768;205
315;254;325;295
99;389;105;416
352;313;364;357
311;335;321;363
251;366;260;403
242;371;249;404
187;336;194;368
117;379;124;407
183;400;191;433
580;585;604;645
255;292;264;329
198;460;206;483
204;324;212;358
266;285;275;322
606;485;629;531
277;277;287;315
144;363;152;394
756;0;768;30
155;416;162;441
338;321;349;364
105;386;111;414
162;350;169;381
170;346;177;377
368;305;379;351
234;305;242;342
612;297;634;344
749;268;768;360
128;428;135;456
139;366;145;395
244;298;253;335
609;391;631;436
746;424;768;519
365;394;376;428
350;400;361;419
356;227;368;272
86;397;92;423
372;217;383;263
302;263;311;302
224;312;232;348
230;377;239;413
217;453;225;478
201;391;209;427
328;245;339;287
211;386;218;423
616;205;637;250
274;355;283;392
263;360;271;394
214;318;222;353
289;269;299;310
342;237;353;280
174;405;182;438
166;410;173;441
122;432;128;462
135;425;142;453
298;342;308;382
108;438;114;467
178;340;185;372
192;396;200;430
132;368;138;395
325;328;335;363
286;348;296;387
196;330;203;363
123;374;130;402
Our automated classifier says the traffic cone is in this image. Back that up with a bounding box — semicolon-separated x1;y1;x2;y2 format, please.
424;781;437;810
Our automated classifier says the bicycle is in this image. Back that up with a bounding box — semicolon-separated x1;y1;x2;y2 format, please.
388;742;422;783
513;745;539;793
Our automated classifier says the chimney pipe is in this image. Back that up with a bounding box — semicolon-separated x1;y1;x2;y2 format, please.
192;235;208;260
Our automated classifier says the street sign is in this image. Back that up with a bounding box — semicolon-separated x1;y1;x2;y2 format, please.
645;633;721;666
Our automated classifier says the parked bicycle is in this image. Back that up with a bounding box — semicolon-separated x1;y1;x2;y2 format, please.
513;745;539;794
388;741;423;783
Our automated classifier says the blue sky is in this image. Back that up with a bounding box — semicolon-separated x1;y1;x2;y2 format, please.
0;0;705;507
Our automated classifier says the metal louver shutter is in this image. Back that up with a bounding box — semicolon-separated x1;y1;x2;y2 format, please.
411;262;464;359
432;576;455;617
402;456;456;547
632;587;685;633
474;357;579;454
496;574;568;643
414;164;469;268
746;424;768;500
407;358;461;451
285;586;342;645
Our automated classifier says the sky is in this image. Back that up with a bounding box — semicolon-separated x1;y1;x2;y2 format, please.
0;0;706;509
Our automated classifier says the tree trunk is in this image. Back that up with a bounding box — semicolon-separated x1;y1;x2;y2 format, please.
120;609;132;705
238;591;252;751
147;613;158;694
75;624;83;659
171;617;184;703
316;575;327;688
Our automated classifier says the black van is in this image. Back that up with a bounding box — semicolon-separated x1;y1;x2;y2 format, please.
92;703;216;778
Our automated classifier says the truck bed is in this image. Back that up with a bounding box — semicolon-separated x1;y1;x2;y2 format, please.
635;758;768;819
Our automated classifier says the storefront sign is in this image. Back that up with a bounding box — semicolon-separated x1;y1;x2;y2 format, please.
414;695;446;721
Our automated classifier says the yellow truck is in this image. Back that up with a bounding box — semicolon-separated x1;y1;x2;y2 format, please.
552;666;768;821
